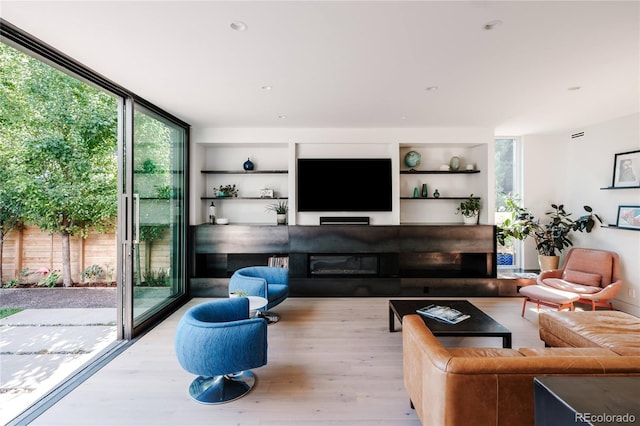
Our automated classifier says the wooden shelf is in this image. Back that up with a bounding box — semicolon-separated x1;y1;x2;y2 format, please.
201;170;287;174
400;197;480;200
601;224;640;232
400;170;480;174
201;197;288;200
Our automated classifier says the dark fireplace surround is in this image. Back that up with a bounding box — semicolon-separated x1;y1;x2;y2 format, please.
192;224;498;297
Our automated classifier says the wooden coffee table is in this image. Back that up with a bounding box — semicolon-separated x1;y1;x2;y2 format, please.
389;299;512;348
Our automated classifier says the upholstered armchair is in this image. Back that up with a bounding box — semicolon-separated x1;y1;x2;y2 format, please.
229;266;289;314
175;297;268;404
537;248;622;310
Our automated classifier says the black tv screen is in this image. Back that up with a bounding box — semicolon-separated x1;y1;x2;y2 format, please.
297;158;392;212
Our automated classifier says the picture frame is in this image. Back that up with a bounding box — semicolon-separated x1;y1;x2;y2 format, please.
612;150;640;188
616;205;640;230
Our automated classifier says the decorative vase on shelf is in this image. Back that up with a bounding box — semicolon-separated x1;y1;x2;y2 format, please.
449;156;461;171
413;187;419;198
433;189;440;198
421;184;428;198
243;157;254;171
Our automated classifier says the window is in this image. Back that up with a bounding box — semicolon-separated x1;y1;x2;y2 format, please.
495;137;522;269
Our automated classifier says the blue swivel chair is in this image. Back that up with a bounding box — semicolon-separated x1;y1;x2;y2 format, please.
175;297;267;404
229;266;289;321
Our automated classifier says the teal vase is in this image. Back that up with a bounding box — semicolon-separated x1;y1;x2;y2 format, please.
421;184;428;198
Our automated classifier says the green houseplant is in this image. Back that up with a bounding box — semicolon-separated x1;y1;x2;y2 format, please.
456;194;481;225
497;194;601;270
265;200;288;224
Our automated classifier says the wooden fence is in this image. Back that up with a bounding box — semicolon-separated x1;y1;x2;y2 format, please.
1;226;170;284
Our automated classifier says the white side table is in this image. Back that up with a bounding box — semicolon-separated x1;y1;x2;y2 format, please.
247;296;268;312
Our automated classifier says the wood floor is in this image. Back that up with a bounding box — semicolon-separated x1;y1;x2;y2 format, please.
30;297;545;425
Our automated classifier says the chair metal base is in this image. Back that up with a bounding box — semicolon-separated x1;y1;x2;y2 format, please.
258;311;280;324
188;371;256;404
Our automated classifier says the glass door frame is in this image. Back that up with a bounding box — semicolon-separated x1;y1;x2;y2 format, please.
1;19;191;341
119;98;190;340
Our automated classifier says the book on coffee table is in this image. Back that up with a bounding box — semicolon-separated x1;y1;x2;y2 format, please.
416;304;470;324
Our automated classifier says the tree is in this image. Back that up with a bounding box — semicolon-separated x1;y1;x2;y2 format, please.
0;42;118;286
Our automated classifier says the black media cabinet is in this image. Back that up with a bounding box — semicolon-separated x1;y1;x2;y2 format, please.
190;224;516;297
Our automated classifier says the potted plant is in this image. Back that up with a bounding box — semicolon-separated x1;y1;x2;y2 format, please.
497;194;602;270
456;194;480;225
265;200;288;225
213;184;238;198
229;289;249;298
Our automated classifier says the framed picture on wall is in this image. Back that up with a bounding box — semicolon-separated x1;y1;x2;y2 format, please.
616;205;640;230
612;150;640;188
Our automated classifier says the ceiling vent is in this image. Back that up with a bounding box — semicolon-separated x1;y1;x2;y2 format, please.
571;132;585;139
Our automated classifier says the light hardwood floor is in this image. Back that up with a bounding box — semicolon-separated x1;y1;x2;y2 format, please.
31;297;546;425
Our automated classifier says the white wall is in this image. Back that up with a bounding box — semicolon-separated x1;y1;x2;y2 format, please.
522;113;640;314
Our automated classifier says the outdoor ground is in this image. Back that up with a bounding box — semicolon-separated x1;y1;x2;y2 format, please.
0;288;117;309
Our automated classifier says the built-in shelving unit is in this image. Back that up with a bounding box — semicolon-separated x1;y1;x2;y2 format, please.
398;144;487;224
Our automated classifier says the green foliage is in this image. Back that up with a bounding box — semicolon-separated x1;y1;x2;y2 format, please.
497;193;602;256
140;225;169;242
1;42;118;286
140;268;170;287
0;308;22;319
37;271;61;287
155;185;171;199
81;264;105;282
214;184;238;197
140;159;158;174
265;199;288;214
2;278;20;288
456;194;481;217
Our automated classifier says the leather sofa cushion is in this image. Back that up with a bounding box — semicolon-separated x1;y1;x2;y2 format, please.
563;269;602;287
519;347;618;357
449;348;523;358
542;278;601;294
539;311;640;355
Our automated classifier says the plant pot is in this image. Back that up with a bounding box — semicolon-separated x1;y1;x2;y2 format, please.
276;213;287;225
538;255;560;271
462;214;478;225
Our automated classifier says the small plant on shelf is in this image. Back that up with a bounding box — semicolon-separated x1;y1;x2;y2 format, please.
213;184;238;198
456;194;481;217
265;200;288;214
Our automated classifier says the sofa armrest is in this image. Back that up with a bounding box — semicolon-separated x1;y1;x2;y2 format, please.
537;269;562;285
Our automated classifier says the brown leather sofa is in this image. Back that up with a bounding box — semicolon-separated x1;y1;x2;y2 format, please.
402;314;640;426
539;310;640;355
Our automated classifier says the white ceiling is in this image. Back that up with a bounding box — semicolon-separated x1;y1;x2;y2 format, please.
2;1;639;135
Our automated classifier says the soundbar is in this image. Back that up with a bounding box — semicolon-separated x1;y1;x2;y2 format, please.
319;216;370;225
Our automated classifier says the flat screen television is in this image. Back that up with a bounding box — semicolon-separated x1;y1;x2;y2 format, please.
297;158;392;212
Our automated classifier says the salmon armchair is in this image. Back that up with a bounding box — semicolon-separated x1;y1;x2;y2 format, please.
537;248;622;310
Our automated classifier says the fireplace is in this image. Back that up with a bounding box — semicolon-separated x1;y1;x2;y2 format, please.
309;254;379;277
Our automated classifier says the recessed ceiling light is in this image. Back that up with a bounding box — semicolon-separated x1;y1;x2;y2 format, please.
261;85;272;91
400;116;408;120
230;21;248;31
567;86;582;91
425;86;438;92
278;115;287;119
483;20;503;30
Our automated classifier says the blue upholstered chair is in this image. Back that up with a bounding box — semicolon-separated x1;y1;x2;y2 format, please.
229;266;289;320
174;297;268;404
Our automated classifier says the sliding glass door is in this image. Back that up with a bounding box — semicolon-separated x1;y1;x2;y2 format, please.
121;101;189;337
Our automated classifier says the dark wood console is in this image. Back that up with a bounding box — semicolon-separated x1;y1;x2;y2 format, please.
190;224;511;297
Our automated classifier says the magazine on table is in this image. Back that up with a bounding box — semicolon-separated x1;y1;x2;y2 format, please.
416;304;470;324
